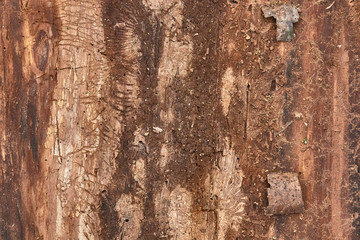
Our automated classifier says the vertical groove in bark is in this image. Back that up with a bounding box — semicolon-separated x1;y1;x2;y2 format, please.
0;1;24;239
346;2;360;239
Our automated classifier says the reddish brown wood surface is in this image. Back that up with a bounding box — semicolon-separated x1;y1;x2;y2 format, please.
0;0;360;239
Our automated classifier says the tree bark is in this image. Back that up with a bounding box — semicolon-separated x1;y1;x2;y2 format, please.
1;0;360;239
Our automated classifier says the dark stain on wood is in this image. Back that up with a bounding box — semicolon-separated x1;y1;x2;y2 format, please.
0;0;59;238
101;0;163;238
34;30;49;71
345;4;360;239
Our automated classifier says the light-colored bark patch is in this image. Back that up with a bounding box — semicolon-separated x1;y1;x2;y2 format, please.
221;67;236;116
155;184;193;239
211;138;246;238
169;186;193;240
132;158;146;190
48;0;141;238
115;194;144;240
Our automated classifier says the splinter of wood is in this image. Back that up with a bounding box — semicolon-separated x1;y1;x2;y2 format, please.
267;172;304;215
262;5;299;42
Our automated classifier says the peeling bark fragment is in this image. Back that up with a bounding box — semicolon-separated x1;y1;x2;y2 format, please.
262;5;299;42
267;173;304;215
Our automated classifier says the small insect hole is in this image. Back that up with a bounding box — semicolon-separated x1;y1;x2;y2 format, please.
270;79;276;91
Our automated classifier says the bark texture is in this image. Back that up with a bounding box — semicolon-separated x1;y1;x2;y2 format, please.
1;0;360;239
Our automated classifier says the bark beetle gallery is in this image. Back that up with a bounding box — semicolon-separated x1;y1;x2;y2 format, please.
0;0;359;239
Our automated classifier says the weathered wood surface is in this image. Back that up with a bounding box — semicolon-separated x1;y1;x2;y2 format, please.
0;0;360;239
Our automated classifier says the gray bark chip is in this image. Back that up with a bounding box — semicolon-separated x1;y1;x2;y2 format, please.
262;5;299;42
267;172;304;215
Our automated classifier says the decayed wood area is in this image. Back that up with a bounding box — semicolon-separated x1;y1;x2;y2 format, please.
0;0;360;239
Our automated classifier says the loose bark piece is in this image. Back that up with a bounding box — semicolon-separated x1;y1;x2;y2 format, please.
267;172;304;215
262;5;299;42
